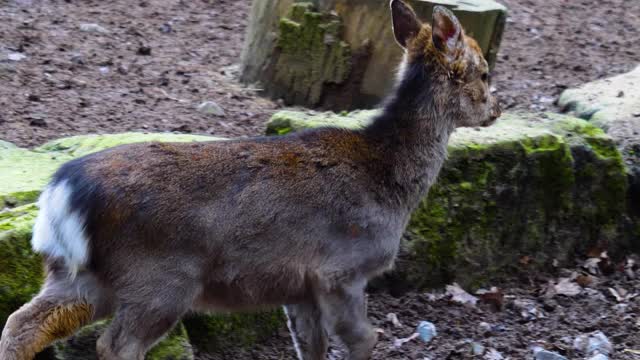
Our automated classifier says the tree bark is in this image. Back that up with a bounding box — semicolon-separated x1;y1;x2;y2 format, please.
240;0;507;110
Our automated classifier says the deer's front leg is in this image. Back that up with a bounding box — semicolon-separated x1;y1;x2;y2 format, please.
284;301;328;360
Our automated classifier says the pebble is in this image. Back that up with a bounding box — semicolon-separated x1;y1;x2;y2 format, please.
79;23;109;34
588;354;608;360
471;342;485;355
532;347;567;360
197;101;226;116
7;52;27;61
416;321;437;343
574;331;613;356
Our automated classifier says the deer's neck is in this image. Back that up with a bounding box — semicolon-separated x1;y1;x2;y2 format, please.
364;62;455;210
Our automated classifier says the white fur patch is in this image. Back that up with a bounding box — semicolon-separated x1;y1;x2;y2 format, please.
283;306;304;360
32;181;89;277
395;53;409;84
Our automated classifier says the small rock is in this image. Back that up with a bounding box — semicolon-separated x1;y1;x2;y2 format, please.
137;45;152;56
574;331;613;356
512;299;543;321
479;322;492;333
484;348;504;360
617;91;624;98
70;54;86;65
532;347;567;360
99;66;110;75
588;354;608;360
416;321;437;343
160;22;173;33
79;23;109;34
7;52;27;61
29;118;47;127
197;101;226;116
471;342;485;355
27;94;40;102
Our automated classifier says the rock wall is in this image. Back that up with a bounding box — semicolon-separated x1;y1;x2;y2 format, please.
558;65;640;245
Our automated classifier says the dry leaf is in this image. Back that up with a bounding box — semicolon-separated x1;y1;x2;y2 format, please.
393;332;419;348
386;313;403;328
554;277;582;297
446;283;478;306
476;287;504;311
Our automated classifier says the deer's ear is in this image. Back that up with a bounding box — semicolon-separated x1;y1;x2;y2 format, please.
390;0;422;49
432;6;464;60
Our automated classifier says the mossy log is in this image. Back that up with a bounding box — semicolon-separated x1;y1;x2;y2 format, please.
240;0;507;110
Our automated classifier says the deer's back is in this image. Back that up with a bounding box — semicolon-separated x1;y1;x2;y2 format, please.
49;128;407;308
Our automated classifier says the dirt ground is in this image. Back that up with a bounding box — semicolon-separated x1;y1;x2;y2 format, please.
1;0;639;147
1;0;639;359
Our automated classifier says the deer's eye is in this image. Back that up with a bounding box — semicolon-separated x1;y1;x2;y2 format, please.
481;73;489;82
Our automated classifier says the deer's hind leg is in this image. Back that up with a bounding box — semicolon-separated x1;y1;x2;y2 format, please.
0;263;111;360
96;281;197;360
284;300;328;360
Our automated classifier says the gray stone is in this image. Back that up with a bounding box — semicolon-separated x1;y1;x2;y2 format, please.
574;331;613;356
197;101;226;116
7;52;27;61
79;23;109;34
532;347;567;360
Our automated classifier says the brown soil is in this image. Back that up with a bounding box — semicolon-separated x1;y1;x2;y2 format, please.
1;0;638;148
0;0;277;148
1;0;638;359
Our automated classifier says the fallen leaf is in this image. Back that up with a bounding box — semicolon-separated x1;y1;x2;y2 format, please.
476;287;504;311
386;313;403;328
583;257;602;275
554;277;582;297
393;332;419;348
446;283;478;306
575;274;595;287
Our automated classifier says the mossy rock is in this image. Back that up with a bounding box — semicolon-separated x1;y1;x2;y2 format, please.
34;132;223;158
266;110;631;288
558;65;640;130
182;310;286;354
53;320;194;360
0;145;72;209
0;204;43;327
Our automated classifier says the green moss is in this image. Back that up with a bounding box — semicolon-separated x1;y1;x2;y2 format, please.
0;204;43;327
54;320;194;359
147;324;194;360
35;132;222;158
183;310;285;353
273;3;352;106
266;110;375;135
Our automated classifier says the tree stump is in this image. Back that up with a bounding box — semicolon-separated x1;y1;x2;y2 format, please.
240;0;507;110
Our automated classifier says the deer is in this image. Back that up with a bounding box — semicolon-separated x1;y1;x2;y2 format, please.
0;1;500;359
